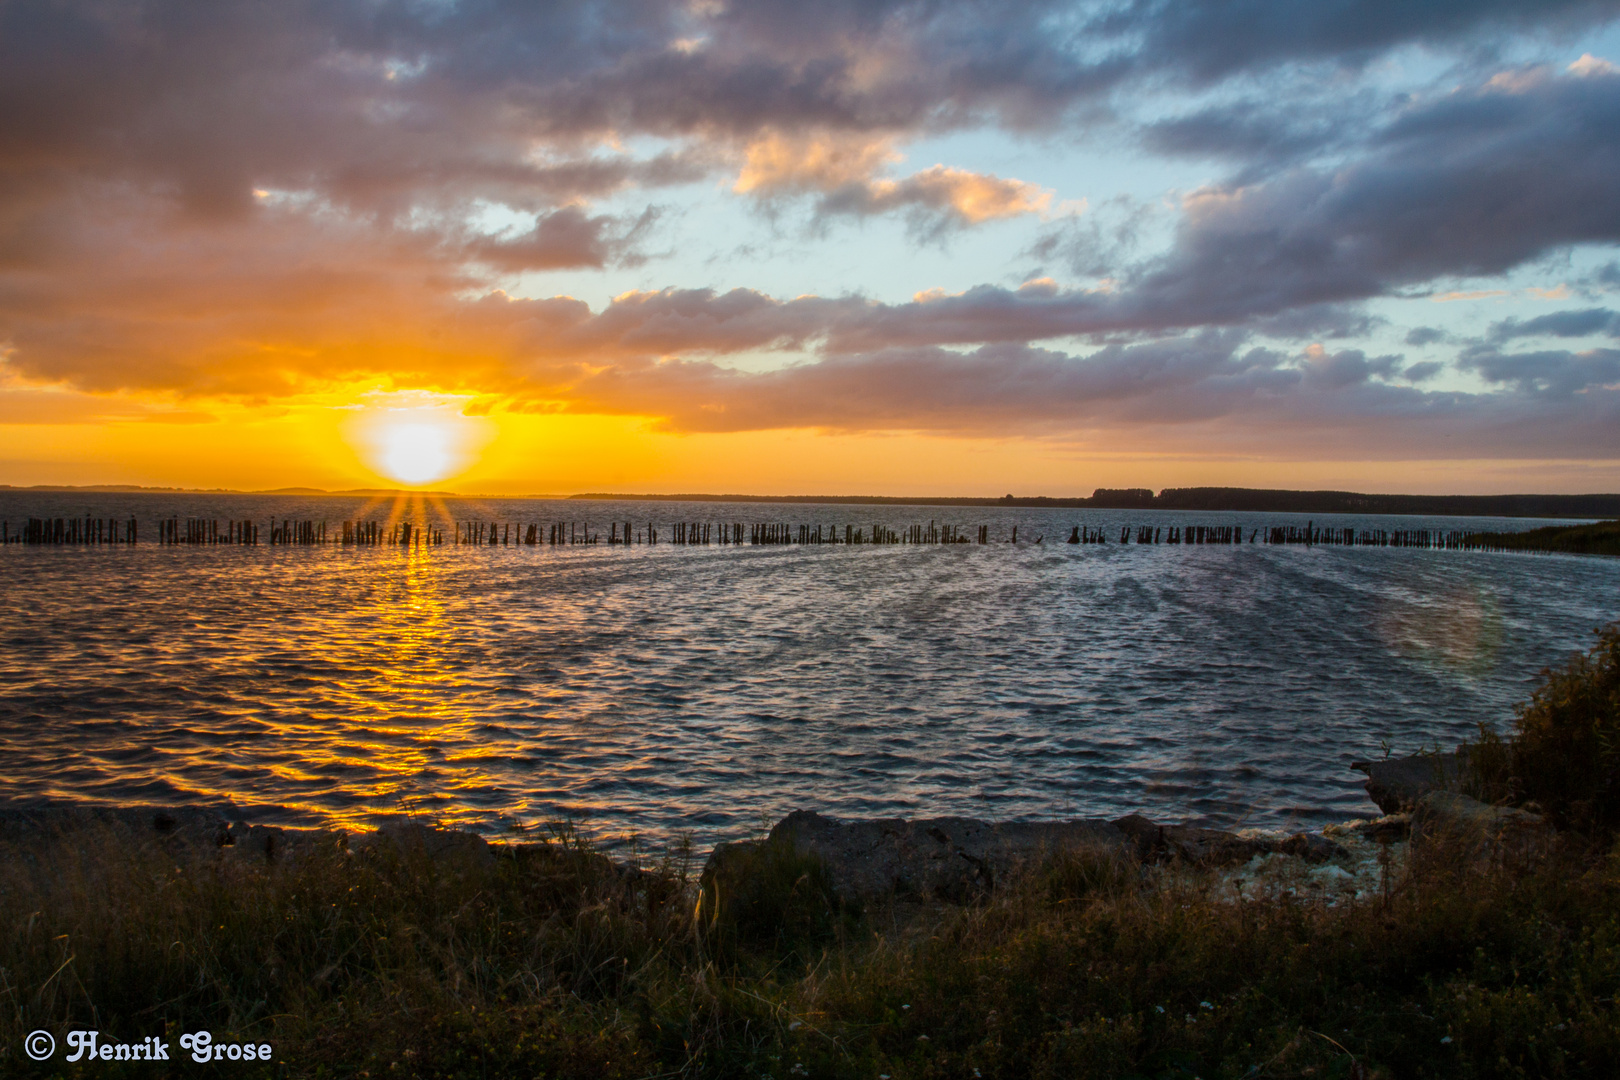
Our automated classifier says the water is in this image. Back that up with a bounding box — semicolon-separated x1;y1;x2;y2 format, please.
1;492;1615;851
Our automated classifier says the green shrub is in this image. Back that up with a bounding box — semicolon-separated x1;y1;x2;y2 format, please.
1473;622;1620;831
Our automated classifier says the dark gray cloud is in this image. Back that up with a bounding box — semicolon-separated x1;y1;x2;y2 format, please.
1247;304;1380;341
1403;361;1445;382
468;207;662;272
1140;99;1365;178
1302;348;1401;388
795;66;1620;348
549;329;1620;458
1097;66;1620;327
565;330;1288;431
5;0;1614;222
1489;308;1620;340
1459;344;1620;395
1104;0;1619;86
1405;326;1449;346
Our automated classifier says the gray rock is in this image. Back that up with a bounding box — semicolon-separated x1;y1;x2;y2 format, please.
1158;825;1274;866
220;821;341;862
1110;814;1164;862
1413;791;1552;854
356;821;495;872
1351;752;1469;814
764;810;1130;904
1273;832;1348;863
1114;816;1348;866
0;804;233;848
740;811;1351;904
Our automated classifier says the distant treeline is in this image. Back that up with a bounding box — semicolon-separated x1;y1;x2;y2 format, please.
0;484;459;497
572;488;1620;519
1464;519;1620;557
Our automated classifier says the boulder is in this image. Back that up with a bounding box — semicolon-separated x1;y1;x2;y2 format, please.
357;821;495;872
1115;815;1347;866
733;811;1351;905
0;804;233;849
1412;791;1552;855
1273;831;1348;863
1110;814;1164;861
762;810;1130;904
220;821;341;862
1351;752;1468;814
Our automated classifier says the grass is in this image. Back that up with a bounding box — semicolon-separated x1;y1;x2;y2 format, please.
4;817;1620;1078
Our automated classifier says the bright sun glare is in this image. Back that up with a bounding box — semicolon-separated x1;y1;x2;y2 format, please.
380;423;452;484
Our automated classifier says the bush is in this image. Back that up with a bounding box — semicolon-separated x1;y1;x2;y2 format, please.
1473;621;1620;832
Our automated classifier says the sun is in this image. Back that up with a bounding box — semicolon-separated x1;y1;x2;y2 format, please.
341;392;496;487
379;423;453;485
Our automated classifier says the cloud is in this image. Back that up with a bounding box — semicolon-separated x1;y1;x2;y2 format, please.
1432;291;1510;303
1023;195;1155;278
4;0;1620;468
734;130;1051;231
1139;100;1363;177
6;0;1607;232
1299;344;1400;388
1247;304;1380;341
561;329;1288;432
734;131;904;194
1460;345;1620;395
543;329;1620;459
1405;326;1449;346
1090;64;1620;327
1570;52;1620;77
1102;0;1620;86
822;165;1052;229
468;207;662;271
1488;308;1620;340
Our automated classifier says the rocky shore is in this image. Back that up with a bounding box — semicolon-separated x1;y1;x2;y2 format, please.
0;750;1553;908
0;748;1601;1079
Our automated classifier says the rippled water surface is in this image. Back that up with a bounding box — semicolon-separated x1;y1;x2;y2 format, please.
2;493;1616;849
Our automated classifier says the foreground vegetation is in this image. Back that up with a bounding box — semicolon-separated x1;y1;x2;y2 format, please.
3;625;1619;1079
8;822;1620;1079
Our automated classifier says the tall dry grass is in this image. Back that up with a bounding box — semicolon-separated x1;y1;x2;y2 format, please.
4;817;1620;1077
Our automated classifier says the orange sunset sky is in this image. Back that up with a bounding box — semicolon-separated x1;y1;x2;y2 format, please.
3;2;1620;496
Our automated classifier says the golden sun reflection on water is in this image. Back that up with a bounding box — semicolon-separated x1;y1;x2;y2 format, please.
268;494;501;830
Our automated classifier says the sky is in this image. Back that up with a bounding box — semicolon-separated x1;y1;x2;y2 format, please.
3;0;1620;496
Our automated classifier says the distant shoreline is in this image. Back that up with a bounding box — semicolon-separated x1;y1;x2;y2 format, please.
5;484;1620;519
0;484;460;497
570;487;1620;519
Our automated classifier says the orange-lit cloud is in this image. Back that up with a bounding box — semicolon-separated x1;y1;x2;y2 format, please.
3;0;1620;492
735;131;1051;229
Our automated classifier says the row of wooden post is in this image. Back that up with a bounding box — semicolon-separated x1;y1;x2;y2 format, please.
0;516;1563;554
2;517;138;545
